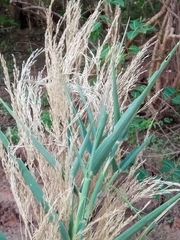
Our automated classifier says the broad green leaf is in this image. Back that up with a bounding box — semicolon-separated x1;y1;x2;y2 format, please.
100;44;109;59
119;54;127;64
92;21;101;32
144;25;156;31
0;98;14;117
129;45;140;54
135;168;148;182
162;86;175;98
85;171;104;220
17;158;50;211
109;0;125;7
131;91;141;98
138;28;147;34
135;85;147;92
160;160;175;173
127;30;138;40
173;169;180;179
130;19;145;30
99;14;108;20
106;137;151;190
73;174;92;236
172;94;180;104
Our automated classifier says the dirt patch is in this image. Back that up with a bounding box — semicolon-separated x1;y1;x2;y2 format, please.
0;161;27;240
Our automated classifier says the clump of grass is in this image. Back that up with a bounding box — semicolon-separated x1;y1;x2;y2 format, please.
0;1;180;240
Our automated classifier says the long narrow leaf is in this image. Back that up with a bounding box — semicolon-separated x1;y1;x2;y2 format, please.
88;106;108;171
0;99;14;117
106;137;152;188
91;41;180;175
17;158;50;212
115;192;180;240
0;98;61;170
0;129;9;149
120;136;151;170
0;232;8;240
29;134;59;169
85;171;104;220
77;85;96;138
64;84;92;153
73;174;92;236
112;62;120;125
73;123;93;178
17;158;70;240
0;130;69;240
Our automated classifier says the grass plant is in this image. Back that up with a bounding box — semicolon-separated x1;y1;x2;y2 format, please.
0;1;180;239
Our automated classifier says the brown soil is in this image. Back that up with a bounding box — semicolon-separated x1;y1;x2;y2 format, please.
0;161;26;240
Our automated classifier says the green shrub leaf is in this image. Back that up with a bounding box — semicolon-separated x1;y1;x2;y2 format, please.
172;94;180;104
131;91;141;98
162;86;175;98
135;85;147;92
127;30;138;39
135;168;148;182
129;45;140;54
130;19;145;30
160;160;175;173
92;21;101;32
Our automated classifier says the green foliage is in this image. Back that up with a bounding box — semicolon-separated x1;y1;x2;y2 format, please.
135;168;148;182
127;84;178;146
5;125;19;144
0;0;9;6
121;0;161;21
160;159;180;182
106;0;124;7
138;157;180;192
89;20;104;41
127;19;156;40
128;115;174;146
41;93;49;107
41;110;52;129
0;102;12;114
131;84;147;99
0;231;8;240
162;86;180;105
0;15;19;27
